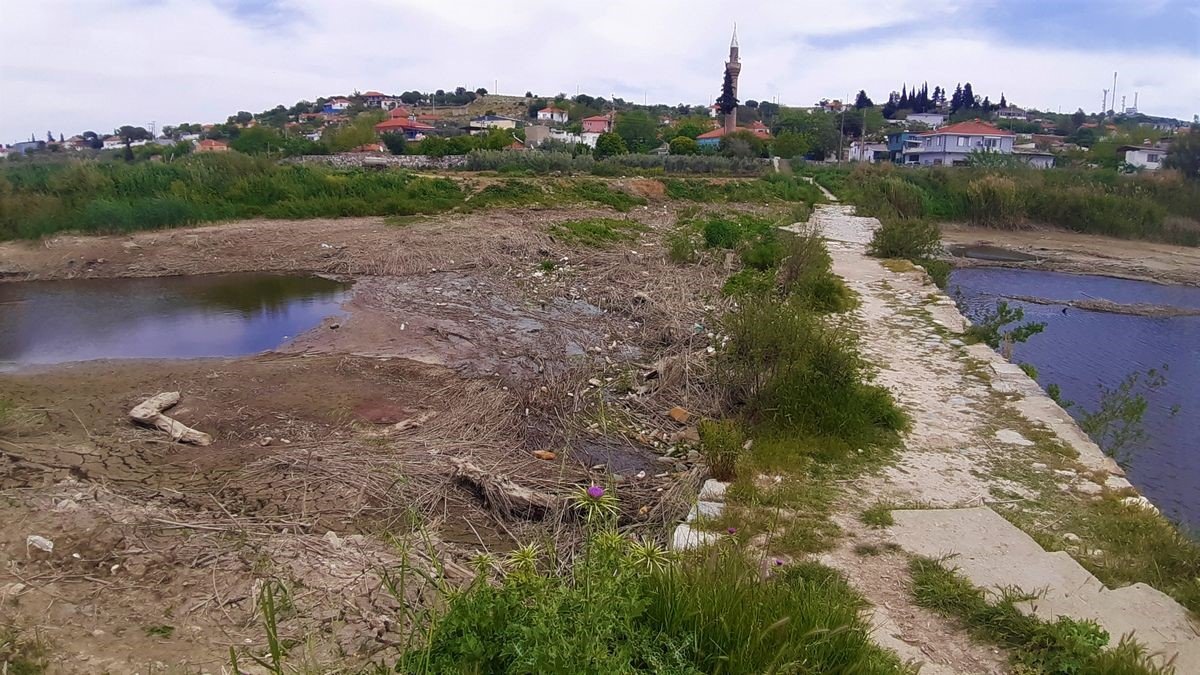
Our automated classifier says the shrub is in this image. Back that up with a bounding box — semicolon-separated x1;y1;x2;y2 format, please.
569;180;646;212
665;229;698;264
963;300;1045;351
720;297;907;443
777;227;854;313
867;218;942;259
965;174;1021;227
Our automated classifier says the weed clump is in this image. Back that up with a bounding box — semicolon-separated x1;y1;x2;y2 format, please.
697;419;745;481
549;217;647;247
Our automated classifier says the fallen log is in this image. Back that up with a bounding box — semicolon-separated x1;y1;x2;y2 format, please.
129;392;212;446
450;457;559;520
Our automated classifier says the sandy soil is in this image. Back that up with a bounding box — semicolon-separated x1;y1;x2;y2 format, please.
940;223;1200;286
0;204;733;671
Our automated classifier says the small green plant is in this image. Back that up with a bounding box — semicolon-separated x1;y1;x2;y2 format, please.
860;502;896;528
909;556;1168;674
1077;366;1175;466
963;300;1046;352
144;624;174;638
1;622;49;674
538;259;556;272
549;217;647;247
697;418;745;481
665;229;698;263
1019;362;1040;380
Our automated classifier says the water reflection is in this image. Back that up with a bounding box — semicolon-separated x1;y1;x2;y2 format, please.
950;268;1199;531
0;273;350;368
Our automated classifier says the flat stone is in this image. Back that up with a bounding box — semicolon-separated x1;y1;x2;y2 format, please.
990;362;1027;377
698;479;728;502
671;523;719;551
686;500;724;522
668;406;691;424
1122;496;1160;514
994;429;1034;446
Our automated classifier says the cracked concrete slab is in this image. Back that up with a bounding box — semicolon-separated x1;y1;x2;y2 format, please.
891;506;1200;669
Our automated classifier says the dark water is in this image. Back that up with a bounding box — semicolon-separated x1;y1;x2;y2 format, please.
0;273;350;369
950;268;1199;530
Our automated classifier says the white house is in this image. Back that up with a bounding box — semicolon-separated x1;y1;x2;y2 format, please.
1119;145;1167;171
536;106;568;124
469;115;519;133
997;107;1027;120
847;141;889;162
906;112;946;128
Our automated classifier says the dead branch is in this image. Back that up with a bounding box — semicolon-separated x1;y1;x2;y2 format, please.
129;392;212;446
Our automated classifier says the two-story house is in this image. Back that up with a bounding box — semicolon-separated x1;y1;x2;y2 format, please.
902;120;1015;166
582;114;612;134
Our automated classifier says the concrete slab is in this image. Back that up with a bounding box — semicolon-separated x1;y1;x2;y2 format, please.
671;523;718;551
891;507;1200;670
698;479;728;502
686;500;724;522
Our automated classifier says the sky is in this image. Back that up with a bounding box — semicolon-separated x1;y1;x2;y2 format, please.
1;0;1198;142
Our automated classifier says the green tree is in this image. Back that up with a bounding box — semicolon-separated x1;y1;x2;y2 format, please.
773;111;838;160
716;69;738;115
324;111;385;152
771;131;810;159
229;126;285;154
1164;132;1200;178
853;90;873;109
719;130;766;158
593;132;628;159
116;125;151;161
669;136;699;155
381;132;407;155
613;110;659;153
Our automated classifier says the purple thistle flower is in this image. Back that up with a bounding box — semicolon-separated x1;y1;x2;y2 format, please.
586;485;605;499
726;527;737;535
774;559;784;567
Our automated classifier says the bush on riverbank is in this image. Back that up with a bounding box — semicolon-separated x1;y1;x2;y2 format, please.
806;164;1200;246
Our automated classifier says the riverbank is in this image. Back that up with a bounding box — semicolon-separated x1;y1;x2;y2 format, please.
802;204;1199;671
941;222;1200;287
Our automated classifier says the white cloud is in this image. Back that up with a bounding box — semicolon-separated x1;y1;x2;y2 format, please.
1;0;1195;141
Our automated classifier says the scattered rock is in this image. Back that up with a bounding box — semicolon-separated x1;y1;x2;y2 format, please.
532;450;557;461
26;535;54;553
259;437;273;446
1062;532;1081;544
1053;469;1077;479
329;322;340;330
994;429;1034;446
1031;462;1048;470
686;500;724;522
668;406;691;424
698;479;728;502
1121;495;1160;514
323;531;343;549
1072;481;1103;496
671;524;719;551
671;427;701;444
635;470;646;479
587;378;602;387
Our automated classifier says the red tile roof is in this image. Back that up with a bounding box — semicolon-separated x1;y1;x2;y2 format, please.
362;91;386;97
582;114;610;122
388;106;412;118
696;128;726;139
196;139;227;148
919;120;1014;136
539;106;567;113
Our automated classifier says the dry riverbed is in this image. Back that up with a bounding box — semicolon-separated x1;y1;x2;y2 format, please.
941;222;1200;286
0;204;735;671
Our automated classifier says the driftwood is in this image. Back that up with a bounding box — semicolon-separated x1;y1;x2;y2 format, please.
129;392;213;446
450;457;559;520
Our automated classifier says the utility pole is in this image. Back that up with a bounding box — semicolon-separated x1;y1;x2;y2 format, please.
838;93;847;162
1111;72;1118;115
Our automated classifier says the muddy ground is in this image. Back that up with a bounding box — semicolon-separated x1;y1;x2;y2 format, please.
940;223;1200;286
0;204;731;672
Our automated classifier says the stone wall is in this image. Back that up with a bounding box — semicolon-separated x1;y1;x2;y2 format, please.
285;154;468;170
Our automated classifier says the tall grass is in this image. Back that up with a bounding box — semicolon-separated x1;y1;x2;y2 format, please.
465;150;768;176
832;164;1200;246
0;154;466;239
661;174;825;204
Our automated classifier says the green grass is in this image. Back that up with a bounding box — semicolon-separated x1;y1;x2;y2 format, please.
861;502;896;528
144;624;175;638
398;532;911;674
569;179;647;212
697;418;745;481
548;217;647;247
661;174;826;204
909;556;1171;674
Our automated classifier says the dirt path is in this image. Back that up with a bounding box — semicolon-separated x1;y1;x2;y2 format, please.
940;223;1200;287
805;205;1198;672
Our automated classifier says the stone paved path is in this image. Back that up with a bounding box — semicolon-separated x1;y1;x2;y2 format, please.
791;204;1198;672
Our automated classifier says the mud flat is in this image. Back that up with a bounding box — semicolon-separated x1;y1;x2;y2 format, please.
940;222;1200;287
0;205;732;671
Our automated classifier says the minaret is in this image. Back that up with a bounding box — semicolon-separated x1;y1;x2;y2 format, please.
724;25;741;134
